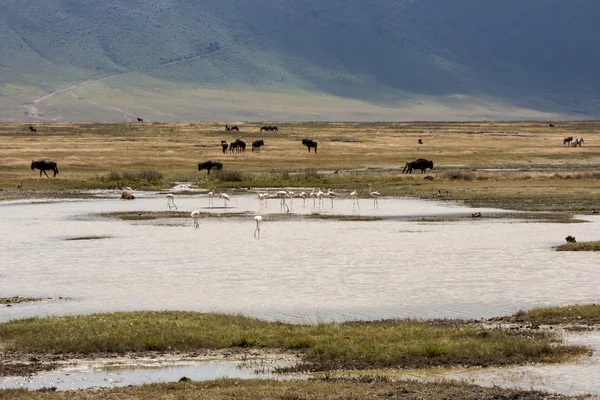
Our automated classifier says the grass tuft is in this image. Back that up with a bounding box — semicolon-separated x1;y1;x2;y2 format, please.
555;240;600;251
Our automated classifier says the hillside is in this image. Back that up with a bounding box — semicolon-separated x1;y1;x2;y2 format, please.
1;0;599;121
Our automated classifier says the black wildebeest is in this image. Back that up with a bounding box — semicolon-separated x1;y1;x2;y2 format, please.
302;138;318;153
563;136;573;145
402;158;434;174
549;123;555;127
231;138;246;152
137;118;144;122
418;138;423;144
28;126;36;133
260;125;278;131
197;160;223;175
565;235;576;243
226;125;240;131
252;139;264;152
220;140;229;154
31;160;59;178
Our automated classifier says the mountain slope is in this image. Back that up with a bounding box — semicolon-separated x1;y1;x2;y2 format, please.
1;0;599;121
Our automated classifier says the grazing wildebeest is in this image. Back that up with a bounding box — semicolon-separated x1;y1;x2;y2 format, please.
563;137;573;145
229;141;239;153
418;138;423;144
402;158;434;174
197;160;223;175
252;139;264;152
565;235;576;243
137;118;144;122
221;140;229;153
302;138;318;153
233;138;246;152
28;126;36;133
260;125;278;131
549;123;555;127
31;160;59;178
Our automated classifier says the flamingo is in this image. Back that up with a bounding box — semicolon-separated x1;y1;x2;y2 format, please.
327;188;338;208
165;193;177;210
275;190;290;213
288;191;295;205
254;215;263;237
299;192;307;206
258;192;269;206
207;191;217;207
309;188;318;207
350;190;360;209
368;185;380;209
191;210;200;228
220;193;230;207
316;188;325;207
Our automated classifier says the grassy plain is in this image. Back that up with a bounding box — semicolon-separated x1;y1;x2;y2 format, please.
1;120;599;213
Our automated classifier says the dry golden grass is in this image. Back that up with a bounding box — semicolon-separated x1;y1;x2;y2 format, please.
1;121;599;212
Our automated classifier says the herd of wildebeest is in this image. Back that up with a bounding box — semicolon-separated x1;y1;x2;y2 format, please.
24;123;584;180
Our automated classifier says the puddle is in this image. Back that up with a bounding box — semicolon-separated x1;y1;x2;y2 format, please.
0;355;299;390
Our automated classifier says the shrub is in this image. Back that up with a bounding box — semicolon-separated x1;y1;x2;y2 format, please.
216;169;243;182
440;170;475;181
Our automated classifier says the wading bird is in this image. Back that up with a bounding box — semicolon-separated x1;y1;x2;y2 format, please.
275;190;290;213
368;185;380;209
165;193;177;210
220;193;230;207
254;215;263;237
350;190;359;209
191;210;200;228
316;188;325;208
299;192;307;206
207;191;217;207
327;188;338;208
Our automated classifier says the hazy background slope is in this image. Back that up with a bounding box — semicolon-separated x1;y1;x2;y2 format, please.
1;0;599;121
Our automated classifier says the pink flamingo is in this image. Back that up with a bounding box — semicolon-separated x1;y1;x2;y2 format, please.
165;193;177;210
350;190;360;209
275;190;290;213
368;184;380;209
207;191;217;207
220;193;230;207
191;210;200;228
254;215;263;238
299;192;308;206
327;188;338;208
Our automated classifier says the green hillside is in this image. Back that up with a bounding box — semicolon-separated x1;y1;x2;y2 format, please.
1;0;599;121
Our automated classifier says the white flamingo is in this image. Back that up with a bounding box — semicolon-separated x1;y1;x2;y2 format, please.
207;191;217;207
350;190;360;209
220;193;230;207
165;193;177;210
275;190;290;213
368;185;380;209
254;215;263;237
327;188;338;208
299;192;307;206
191;210;200;228
288;191;295;205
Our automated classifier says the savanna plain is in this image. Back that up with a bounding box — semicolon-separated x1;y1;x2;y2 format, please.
1;120;600;399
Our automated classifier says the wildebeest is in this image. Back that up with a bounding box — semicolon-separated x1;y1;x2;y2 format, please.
402;158;434;174
31;160;59;178
197;160;223;175
226;125;240;131
28;126;36;133
565;235;576;243
418;138;423;144
260;125;278;131
220;140;229;154
563;137;573;145
302;138;318;153
549;123;555;127
229;138;246;152
137;118;144;122
252;139;264;152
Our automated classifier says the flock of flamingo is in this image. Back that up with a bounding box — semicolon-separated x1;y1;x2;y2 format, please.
164;186;382;236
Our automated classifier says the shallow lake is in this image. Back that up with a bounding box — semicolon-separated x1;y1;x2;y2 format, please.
1;191;599;323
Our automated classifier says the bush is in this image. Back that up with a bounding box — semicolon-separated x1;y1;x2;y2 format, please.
440;170;475;181
216;169;243;182
121;170;163;182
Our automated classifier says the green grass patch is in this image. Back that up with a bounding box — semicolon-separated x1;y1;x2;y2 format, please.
555;241;600;251
0;312;587;371
513;304;600;325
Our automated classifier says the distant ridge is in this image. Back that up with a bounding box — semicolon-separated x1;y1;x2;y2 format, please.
1;0;599;121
